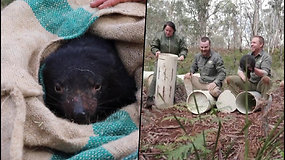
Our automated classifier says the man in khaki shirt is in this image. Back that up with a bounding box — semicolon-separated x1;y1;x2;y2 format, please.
226;36;272;99
184;37;226;98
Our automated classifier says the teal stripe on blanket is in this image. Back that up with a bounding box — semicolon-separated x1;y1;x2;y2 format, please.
51;146;113;160
23;0;97;39
91;110;138;136
51;110;138;160
123;150;138;160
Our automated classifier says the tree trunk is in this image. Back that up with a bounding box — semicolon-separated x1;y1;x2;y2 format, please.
196;0;209;36
239;0;243;53
252;0;260;36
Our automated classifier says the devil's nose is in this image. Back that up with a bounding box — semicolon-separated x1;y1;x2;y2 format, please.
74;102;85;113
73;104;90;123
73;111;90;124
74;105;87;116
75;110;86;117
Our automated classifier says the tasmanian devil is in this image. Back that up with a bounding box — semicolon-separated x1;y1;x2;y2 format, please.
39;33;137;124
239;54;256;79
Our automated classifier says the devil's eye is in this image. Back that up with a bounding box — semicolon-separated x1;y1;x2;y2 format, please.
87;77;101;91
91;83;101;94
54;83;63;93
94;84;101;90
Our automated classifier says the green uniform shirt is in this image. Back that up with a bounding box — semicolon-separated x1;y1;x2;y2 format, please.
150;31;188;58
190;50;226;87
238;50;272;84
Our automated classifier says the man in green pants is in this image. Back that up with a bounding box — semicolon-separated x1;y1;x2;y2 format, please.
226;35;272;100
146;21;188;108
184;37;226;98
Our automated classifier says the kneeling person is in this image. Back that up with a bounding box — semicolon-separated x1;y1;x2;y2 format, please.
226;35;272;99
184;37;226;98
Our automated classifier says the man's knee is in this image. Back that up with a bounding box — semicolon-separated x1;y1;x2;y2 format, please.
261;76;271;84
225;75;236;85
225;77;231;84
209;87;222;98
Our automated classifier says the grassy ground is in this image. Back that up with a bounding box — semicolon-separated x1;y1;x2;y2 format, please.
140;87;284;159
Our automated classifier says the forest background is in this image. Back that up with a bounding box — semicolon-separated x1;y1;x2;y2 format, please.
144;0;284;89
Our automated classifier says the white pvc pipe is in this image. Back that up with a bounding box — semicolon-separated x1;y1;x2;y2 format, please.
143;71;154;80
186;90;216;114
236;91;261;114
155;53;178;108
143;71;154;86
216;90;237;113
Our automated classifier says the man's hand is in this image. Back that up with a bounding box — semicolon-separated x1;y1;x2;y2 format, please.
155;51;161;58
238;70;247;82
207;82;217;91
254;67;267;77
90;0;145;9
184;72;192;79
178;55;184;61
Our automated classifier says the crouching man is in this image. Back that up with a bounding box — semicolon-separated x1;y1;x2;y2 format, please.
226;35;272;100
184;37;226;98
